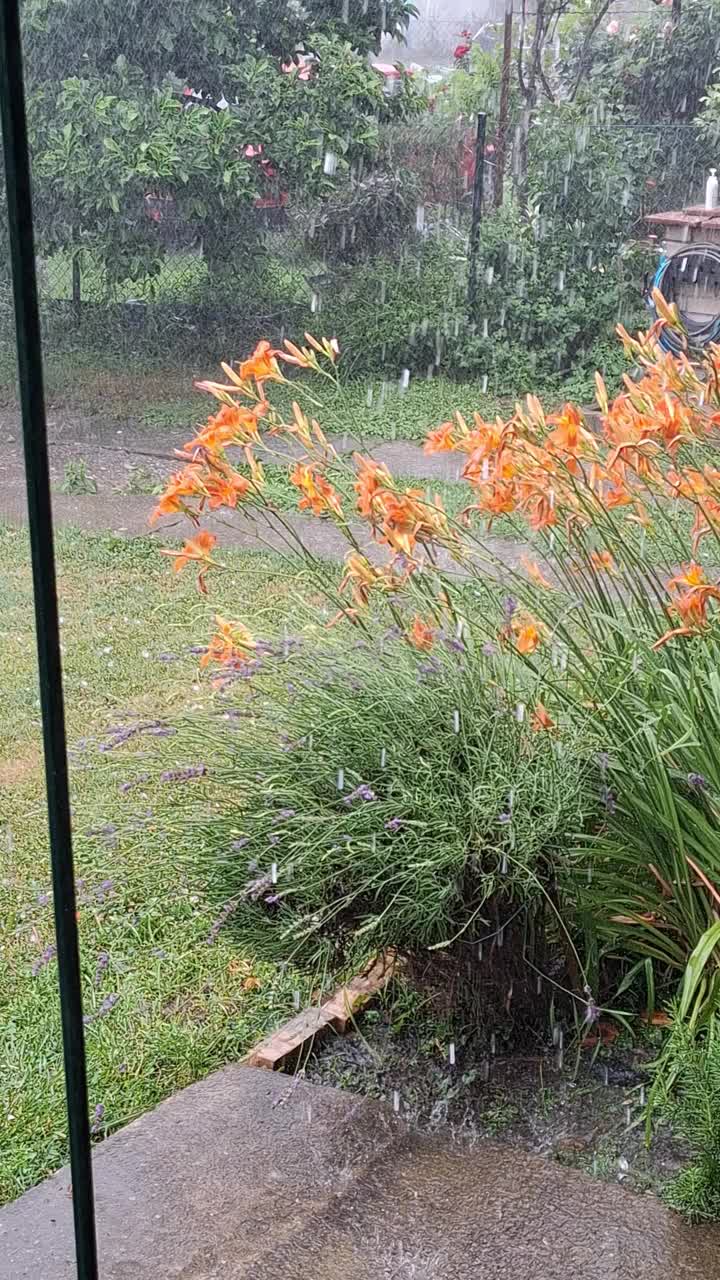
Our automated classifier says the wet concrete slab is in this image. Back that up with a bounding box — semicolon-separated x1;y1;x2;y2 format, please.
0;1065;718;1280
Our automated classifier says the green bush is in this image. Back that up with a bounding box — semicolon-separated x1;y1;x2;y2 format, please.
661;1021;720;1221
318;238;465;376
179;635;590;1000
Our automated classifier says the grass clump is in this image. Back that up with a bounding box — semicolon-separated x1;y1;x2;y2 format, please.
661;1022;720;1221
179;635;590;1022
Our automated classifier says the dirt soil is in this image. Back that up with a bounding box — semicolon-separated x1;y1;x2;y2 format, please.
303;1010;691;1201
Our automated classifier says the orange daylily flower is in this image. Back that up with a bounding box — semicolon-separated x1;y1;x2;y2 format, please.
202;469;254;510
238;340;284;389
546;404;597;457
353;454;394;518
201;615;256;668
520;556;553;589
162;529;217;594
515;622;542;655
424;421;457;454
150;466;202;522
654;563;720;646
531;702;555;731
408;617;435;651
590;550;616;574
184;402;265;453
339;552;406;609
290;463;343;518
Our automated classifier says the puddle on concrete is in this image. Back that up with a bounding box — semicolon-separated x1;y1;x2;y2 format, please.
303;1011;691;1200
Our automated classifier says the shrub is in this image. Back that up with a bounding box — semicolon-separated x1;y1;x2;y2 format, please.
180;634;589;1023
660;1020;720;1221
152;307;720;1035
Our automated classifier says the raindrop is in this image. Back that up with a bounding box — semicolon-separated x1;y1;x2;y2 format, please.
311;291;320;313
271;862;278;884
323;150;338;176
481;1058;490;1082
453;709;461;734
380;747;387;768
415;205;426;233
399;368;410;392
393;1089;401;1114
366;386;374;408
293;990;301;1011
515;703;525;724
536;974;542;995
481;375;488;394
501;851;509;874
448;1042;456;1067
490;1032;497;1056
336;768;345;791
603;1066;610;1086
477;941;483;961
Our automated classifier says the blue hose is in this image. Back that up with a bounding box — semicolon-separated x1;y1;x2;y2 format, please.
647;245;720;353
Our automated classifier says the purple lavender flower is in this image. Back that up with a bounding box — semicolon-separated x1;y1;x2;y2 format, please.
207;899;240;944
343;783;377;806
385;817;404;833
119;773;149;794
94;879;114;903
90;1104;105;1135
265;893;281;905
482;641;497;657
688;772;709;792
600;785;617;816
274;809;296;822
268;833;281;846
188;644;208;656
31;943;56;976
503;596;518;621
417;657;442;680
160;764;207;783
156;652;179;663
245;872;273;901
84;993;119;1025
86;823;117;840
232;837;250;851
36;892;51;907
497;812;512;826
444;636;467;655
94;951;109;986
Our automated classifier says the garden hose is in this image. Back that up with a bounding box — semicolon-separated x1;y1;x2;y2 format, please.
647;244;720;354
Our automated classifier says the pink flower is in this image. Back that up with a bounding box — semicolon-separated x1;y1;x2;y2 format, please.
606;19;620;34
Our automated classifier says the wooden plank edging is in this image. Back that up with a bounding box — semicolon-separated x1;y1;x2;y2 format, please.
241;948;401;1070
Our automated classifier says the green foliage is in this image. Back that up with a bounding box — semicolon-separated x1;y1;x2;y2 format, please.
319;239;465;375
179;638;589;972
660;1020;720;1220
575;640;720;1025
22;0;417;86
60;458;98;494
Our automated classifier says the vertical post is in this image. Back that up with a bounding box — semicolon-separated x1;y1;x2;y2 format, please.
0;4;99;1278
71;249;81;321
494;0;513;209
467;111;486;316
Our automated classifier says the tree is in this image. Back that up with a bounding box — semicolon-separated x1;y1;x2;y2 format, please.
20;0;420;286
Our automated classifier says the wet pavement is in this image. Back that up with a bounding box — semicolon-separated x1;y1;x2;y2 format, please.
0;410;525;575
0;1066;717;1279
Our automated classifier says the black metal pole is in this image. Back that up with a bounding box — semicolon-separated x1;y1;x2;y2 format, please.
0;4;98;1277
467;111;486;315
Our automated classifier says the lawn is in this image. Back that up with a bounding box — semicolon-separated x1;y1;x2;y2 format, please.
0;525;318;1203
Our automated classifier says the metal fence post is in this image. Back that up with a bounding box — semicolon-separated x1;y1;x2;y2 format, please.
0;2;99;1275
467;111;487;316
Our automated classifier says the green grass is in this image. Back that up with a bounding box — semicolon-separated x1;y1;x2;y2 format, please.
270;373;513;443
0;526;321;1203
